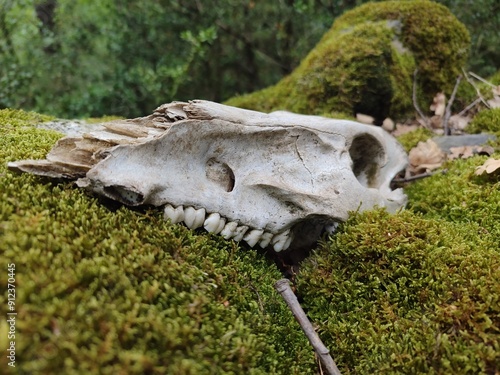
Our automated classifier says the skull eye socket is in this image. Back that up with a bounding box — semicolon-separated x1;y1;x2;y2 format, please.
206;158;235;192
349;134;385;188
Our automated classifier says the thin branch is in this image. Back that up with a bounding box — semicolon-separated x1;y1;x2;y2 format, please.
468;71;496;88
457;97;482;117
443;75;462;135
412;69;431;129
462;68;491;109
392;169;447;183
274;279;342;375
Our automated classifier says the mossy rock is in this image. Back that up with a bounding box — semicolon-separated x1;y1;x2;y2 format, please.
0;109;316;374
225;0;470;123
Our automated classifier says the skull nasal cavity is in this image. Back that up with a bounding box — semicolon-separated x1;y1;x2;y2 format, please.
206;158;235;192
349;134;384;188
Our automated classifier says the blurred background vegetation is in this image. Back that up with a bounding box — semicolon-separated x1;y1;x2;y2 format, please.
0;0;499;118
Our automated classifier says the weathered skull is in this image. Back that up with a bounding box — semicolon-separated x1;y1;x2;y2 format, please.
8;100;408;252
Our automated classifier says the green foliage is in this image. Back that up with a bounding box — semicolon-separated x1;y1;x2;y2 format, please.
437;0;500;78
0;109;316;374
0;0;361;118
467;108;500;135
226;0;470;122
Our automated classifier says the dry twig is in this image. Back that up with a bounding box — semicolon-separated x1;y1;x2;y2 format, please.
412;69;431;129
443;75;462;135
462;69;491;109
274;279;342;375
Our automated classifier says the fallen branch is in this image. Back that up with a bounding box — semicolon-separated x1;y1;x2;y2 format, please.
412;69;431;129
462;69;491;109
457;97;481;117
274;279;342;375
443;75;462;135
392;169;447;183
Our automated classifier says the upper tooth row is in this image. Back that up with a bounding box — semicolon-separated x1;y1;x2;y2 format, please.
163;204;293;252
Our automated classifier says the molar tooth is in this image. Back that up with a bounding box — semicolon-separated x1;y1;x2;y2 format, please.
243;229;264;247
232;225;249;242
271;229;291;252
183;207;206;229
220;221;238;239
204;213;222;233
258;232;274;248
324;222;339;234
164;204;184;224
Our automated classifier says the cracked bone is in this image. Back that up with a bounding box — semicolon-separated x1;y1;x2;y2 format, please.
8;100;408;252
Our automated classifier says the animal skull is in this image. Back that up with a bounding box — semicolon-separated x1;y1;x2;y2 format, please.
8;100;408;252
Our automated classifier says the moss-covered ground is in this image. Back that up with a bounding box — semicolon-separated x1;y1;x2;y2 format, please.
2;99;500;374
0;109;315;374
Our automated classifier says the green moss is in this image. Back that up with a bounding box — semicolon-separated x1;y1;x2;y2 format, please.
0;111;315;373
467;108;500;134
226;0;469;122
298;208;500;373
396;127;433;152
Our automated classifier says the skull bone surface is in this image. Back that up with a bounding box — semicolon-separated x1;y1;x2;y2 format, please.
8;100;408;252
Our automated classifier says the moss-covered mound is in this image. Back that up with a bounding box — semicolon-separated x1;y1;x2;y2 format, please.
0;109;316;374
297;155;500;373
467;107;500;135
3;107;500;374
225;0;470;122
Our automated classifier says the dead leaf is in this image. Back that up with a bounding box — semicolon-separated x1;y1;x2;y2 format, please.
487;86;500;108
475;158;500;175
449;146;474;160
449;145;495;160
449;114;471;131
430;92;446;116
392;123;420;137
356;113;374;124
382;117;395;132
409;139;445;174
430;115;443;129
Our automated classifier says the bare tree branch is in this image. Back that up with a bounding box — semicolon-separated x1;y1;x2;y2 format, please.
412;69;431;129
443;75;462;135
274;279;342;375
462;68;491;109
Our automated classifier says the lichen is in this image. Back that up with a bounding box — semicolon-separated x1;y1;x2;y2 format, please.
225;0;470;122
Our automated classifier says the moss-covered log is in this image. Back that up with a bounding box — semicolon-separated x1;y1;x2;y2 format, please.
226;0;470;123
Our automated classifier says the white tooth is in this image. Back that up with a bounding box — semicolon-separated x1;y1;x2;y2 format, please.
164;204;185;224
232;225;249;242
220;221;238;239
215;217;226;233
325;222;339;234
258;232;274;248
184;207;206;229
272;230;291;252
204;213;222;233
243;229;264;247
